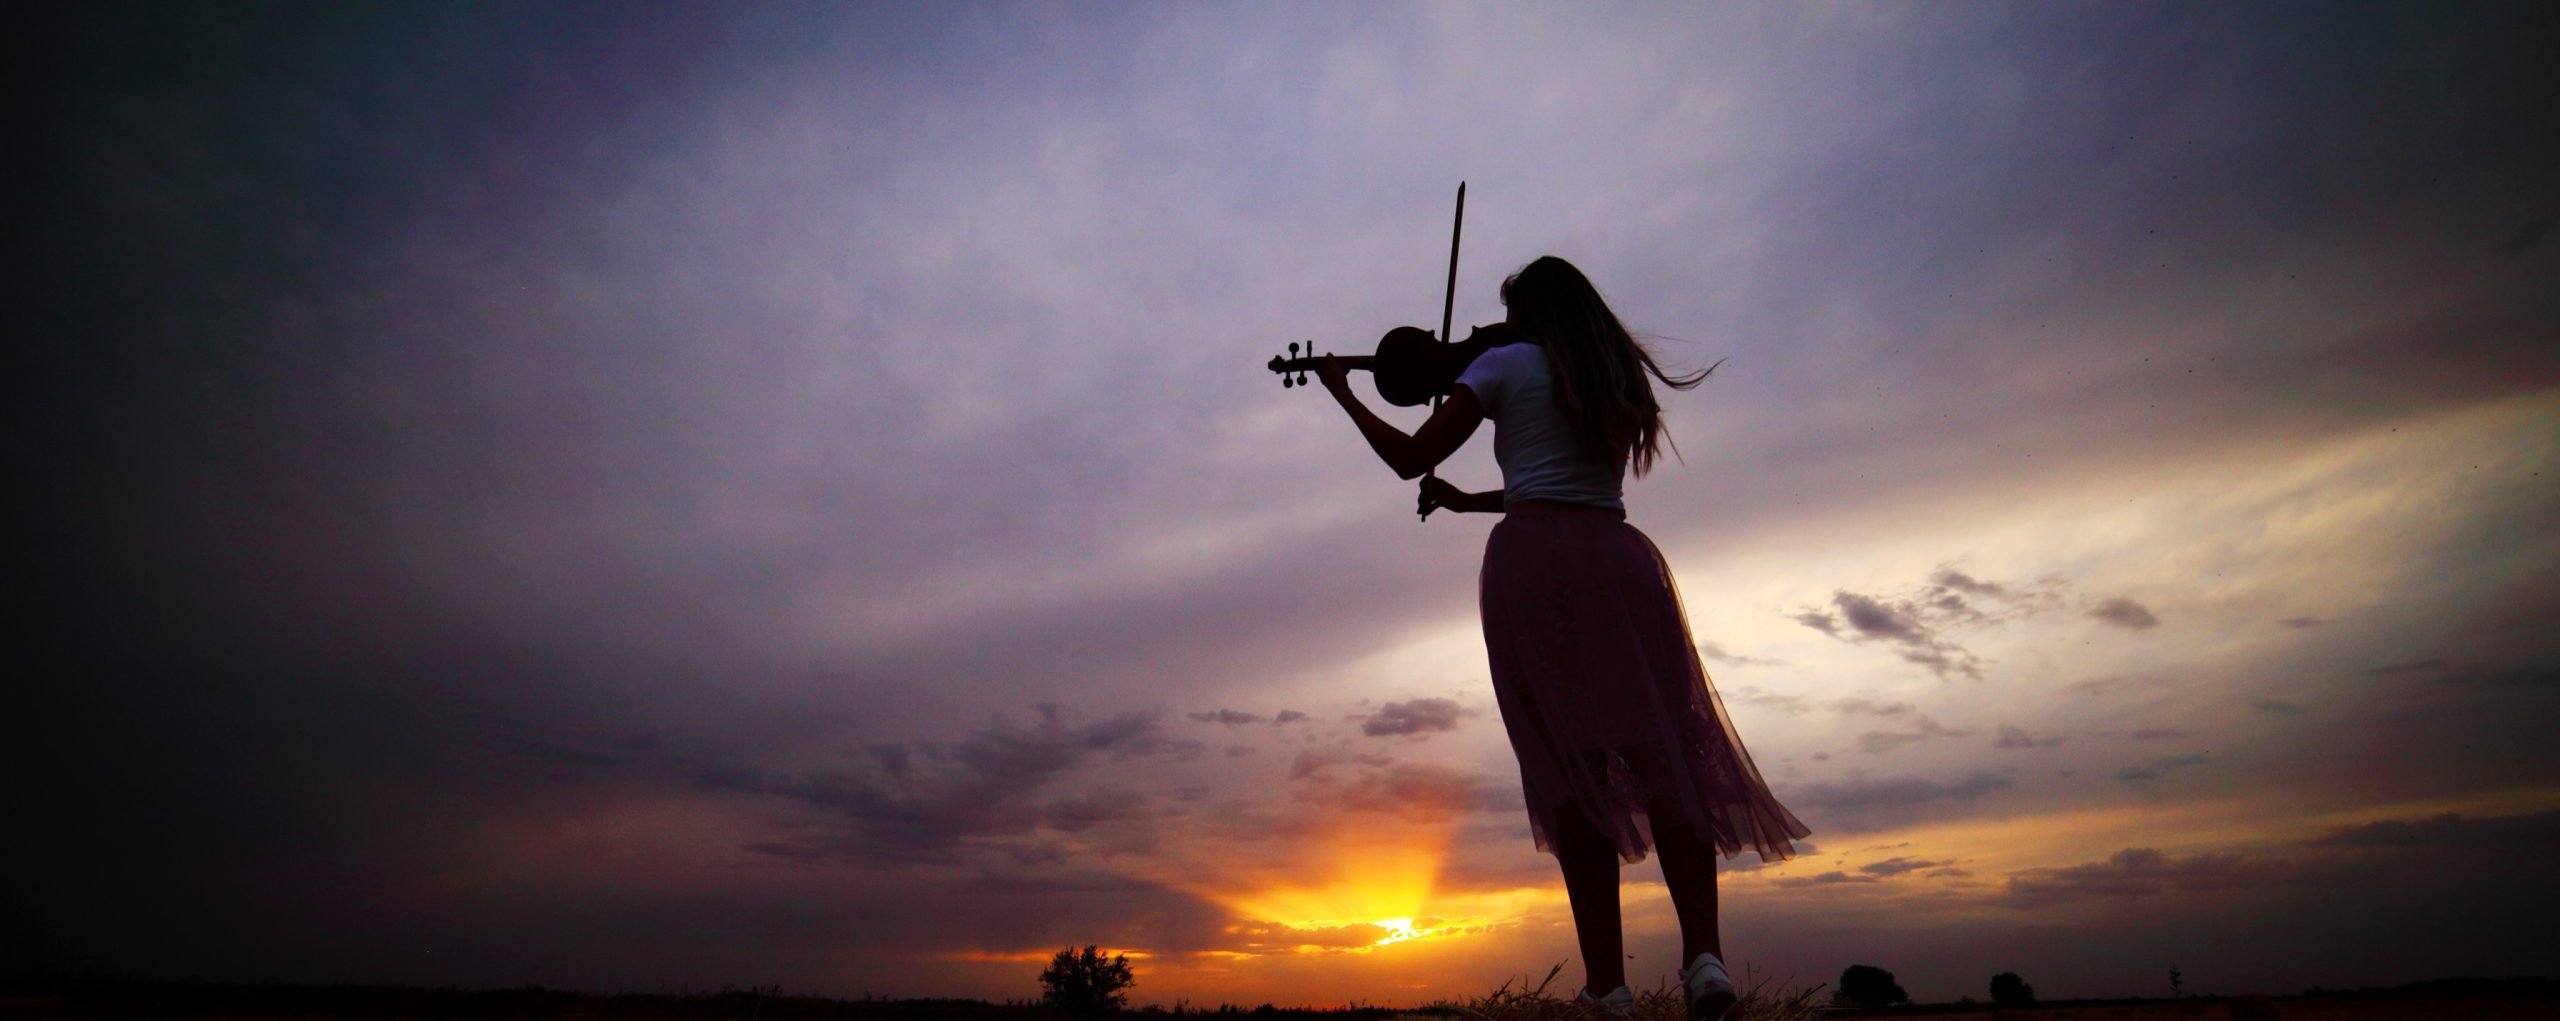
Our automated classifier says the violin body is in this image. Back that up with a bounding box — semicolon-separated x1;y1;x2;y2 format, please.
1268;322;1517;407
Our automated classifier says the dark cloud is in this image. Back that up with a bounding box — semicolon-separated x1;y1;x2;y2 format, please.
1835;591;1930;643
2086;597;2160;630
2504;213;2553;257
1829;697;1916;716
2113;752;2211;781
2002;848;2305;908
1187;709;1266;726
2365;657;2452;675
1773;870;1881;889
1286;745;1395;781
2300;810;2560;850
2444;664;2560;688
697;705;1199;863
1858;856;1949;877
1790;771;2015;811
1271;710;1309;725
1928;569;2008;599
1992;724;2065;749
2278;617;2326;629
2249;699;2304;716
1359;697;1467;737
1297;763;1509;823
2129;727;2195;741
1794;579;2019;680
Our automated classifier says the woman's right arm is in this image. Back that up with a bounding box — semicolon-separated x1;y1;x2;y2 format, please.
1418;477;1505;516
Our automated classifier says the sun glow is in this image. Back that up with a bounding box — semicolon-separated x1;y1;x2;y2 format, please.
1195;824;1504;954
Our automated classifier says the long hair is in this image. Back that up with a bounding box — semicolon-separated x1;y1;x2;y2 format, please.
1499;255;1714;477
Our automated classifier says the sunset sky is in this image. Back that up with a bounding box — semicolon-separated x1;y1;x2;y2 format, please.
14;1;2559;1009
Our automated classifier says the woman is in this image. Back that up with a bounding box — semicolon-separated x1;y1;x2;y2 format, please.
1315;256;1810;1020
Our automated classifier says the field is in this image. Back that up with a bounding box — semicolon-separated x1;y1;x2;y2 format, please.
1;976;2549;1021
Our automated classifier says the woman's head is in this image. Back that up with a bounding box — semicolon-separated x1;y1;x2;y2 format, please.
1499;256;1711;477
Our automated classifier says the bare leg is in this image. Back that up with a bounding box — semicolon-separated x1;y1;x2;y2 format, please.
1551;807;1627;995
1651;804;1724;965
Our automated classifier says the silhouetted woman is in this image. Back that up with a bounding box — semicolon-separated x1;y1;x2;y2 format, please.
1315;256;1810;1020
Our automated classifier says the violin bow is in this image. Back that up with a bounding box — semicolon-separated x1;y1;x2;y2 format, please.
1422;181;1465;521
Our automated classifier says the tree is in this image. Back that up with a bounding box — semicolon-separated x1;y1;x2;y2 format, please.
1040;945;1136;1014
1832;964;1910;1010
1990;971;2036;1006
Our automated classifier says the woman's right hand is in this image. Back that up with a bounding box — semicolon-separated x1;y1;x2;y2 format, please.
1417;476;1466;519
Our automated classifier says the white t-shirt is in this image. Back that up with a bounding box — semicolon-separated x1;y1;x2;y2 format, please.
1452;340;1625;510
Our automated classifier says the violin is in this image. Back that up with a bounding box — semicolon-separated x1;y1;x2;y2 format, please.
1266;322;1518;407
1265;180;1477;524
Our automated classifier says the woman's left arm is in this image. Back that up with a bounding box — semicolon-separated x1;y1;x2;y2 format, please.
1317;355;1482;479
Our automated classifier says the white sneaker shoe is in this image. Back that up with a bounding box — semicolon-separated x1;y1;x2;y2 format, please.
1574;983;1637;1018
1680;952;1739;1021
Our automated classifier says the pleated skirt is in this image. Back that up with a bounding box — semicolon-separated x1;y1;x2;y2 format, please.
1478;501;1812;865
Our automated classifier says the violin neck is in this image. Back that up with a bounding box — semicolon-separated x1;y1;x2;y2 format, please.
1270;354;1377;374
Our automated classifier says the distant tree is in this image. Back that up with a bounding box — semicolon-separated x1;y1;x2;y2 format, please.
1990;971;2035;1006
1040;945;1135;1014
1832;965;1910;1009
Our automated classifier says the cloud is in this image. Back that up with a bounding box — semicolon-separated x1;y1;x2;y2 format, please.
1188;709;1267;726
1698;640;1786;667
1287;745;1395;780
2300;810;2560;850
2278;617;2326;629
1773;870;1881;889
2364;658;2452;675
1359;697;1467;737
697;705;1198;863
2002;847;2305;908
1272;710;1309;725
1299;763;1510;823
1829;697;1968;753
1728;685;1811;715
1856;715;1971;755
2086;597;2160;630
1835;591;1932;643
1992;724;2065;749
2249;699;2304;716
2113;753;2211;781
1796;569;2095;680
1794;589;1989;680
1789;771;2015;811
1858;856;1950;877
2129;727;2195;741
1929;569;2009;599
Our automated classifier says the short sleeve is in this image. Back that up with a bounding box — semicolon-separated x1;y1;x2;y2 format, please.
1454;344;1519;419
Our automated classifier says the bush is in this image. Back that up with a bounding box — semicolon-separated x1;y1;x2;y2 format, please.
1990;971;2035;1006
1832;965;1909;1010
1040;945;1135;1015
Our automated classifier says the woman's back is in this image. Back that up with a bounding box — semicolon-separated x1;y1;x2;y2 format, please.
1455;340;1624;510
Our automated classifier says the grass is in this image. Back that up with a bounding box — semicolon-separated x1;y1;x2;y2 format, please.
1405;962;1826;1021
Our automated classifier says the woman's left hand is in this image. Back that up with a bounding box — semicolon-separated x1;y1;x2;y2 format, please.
1315;354;1351;397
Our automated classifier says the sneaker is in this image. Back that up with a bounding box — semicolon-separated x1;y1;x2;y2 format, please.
1680;952;1738;1021
1574;984;1637;1018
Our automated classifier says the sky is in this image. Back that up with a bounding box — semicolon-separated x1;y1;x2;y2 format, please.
11;0;2560;1009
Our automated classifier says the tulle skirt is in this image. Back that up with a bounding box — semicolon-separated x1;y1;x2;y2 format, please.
1478;501;1812;864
